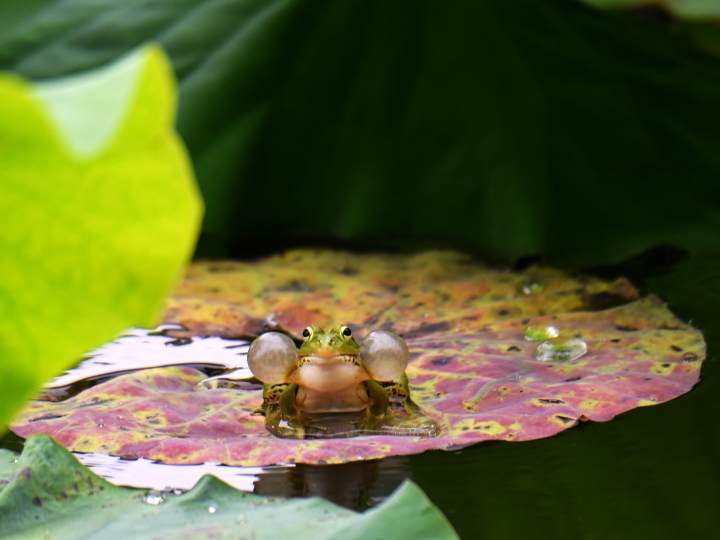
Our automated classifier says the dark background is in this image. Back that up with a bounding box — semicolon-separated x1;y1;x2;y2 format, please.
2;0;719;267
2;1;719;537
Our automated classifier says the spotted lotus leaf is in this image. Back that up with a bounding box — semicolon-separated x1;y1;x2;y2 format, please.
12;266;705;466
165;251;639;339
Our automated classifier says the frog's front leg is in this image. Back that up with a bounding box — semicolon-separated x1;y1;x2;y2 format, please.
383;373;421;414
262;383;305;438
361;380;389;429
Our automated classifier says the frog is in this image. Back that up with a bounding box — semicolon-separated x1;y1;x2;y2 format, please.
247;324;414;438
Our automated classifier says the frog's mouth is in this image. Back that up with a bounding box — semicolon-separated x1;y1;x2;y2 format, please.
299;353;360;366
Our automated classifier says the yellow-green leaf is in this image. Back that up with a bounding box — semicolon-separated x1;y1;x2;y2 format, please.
0;45;203;430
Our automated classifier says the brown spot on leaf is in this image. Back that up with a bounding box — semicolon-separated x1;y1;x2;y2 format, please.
276;280;315;293
403;321;452;338
337;266;358;276
585;292;631;311
615;324;639;332
659;324;682;331
431;357;452;366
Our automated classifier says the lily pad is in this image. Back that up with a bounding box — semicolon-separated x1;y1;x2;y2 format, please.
11;251;705;466
166;251;639;338
0;46;202;431
0;436;457;539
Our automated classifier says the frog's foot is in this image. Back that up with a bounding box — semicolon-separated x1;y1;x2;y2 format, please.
264;405;307;438
401;397;423;416
263;383;308;438
360;408;386;430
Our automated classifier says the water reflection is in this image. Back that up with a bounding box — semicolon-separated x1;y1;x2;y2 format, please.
254;456;411;510
44;326;251;391
0;430;24;453
74;452;285;492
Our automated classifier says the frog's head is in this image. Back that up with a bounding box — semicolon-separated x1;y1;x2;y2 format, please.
298;325;361;358
247;326;408;386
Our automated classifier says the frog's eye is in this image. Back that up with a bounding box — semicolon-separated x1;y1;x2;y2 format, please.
340;325;352;338
247;332;298;384
360;330;408;381
302;327;313;339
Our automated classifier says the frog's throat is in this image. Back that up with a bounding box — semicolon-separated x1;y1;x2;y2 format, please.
290;354;370;394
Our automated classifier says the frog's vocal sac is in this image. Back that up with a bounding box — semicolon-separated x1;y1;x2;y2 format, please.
247;325;418;438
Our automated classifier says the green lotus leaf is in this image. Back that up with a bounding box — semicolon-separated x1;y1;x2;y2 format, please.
0;435;457;540
0;45;203;430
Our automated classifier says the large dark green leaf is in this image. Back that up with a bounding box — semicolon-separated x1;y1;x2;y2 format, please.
583;0;720;19
0;436;457;539
1;0;719;265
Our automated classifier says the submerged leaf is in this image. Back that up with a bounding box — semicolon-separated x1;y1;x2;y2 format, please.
0;47;202;431
0;436;457;539
11;251;705;466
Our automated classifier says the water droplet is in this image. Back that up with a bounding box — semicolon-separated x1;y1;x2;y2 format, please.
524;325;559;342
208;505;217;514
522;282;543;295
96;423;105;429
143;490;165;505
536;338;587;362
11;458;18;464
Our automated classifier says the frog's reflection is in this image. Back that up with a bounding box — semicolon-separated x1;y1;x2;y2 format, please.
253;456;411;510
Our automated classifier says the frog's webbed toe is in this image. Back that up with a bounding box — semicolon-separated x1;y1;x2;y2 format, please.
247;332;298;384
360;330;409;381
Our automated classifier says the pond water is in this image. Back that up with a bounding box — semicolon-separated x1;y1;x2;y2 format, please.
409;256;719;539
2;256;717;539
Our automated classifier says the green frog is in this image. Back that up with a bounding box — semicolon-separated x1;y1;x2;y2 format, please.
247;325;414;438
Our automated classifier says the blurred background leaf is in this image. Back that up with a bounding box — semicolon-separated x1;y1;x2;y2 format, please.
0;46;202;430
1;0;718;267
